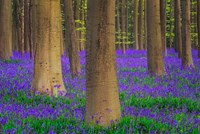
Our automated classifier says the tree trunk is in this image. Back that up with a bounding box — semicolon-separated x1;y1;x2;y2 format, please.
160;0;167;56
59;4;64;56
191;0;197;49
13;0;20;52
181;0;194;68
12;20;18;52
138;0;143;50
147;0;165;76
197;0;200;57
24;0;33;57
24;0;30;53
64;0;81;78
74;0;80;52
144;0;147;50
0;0;12;60
79;0;85;51
16;0;25;56
29;0;34;59
174;0;182;58
169;0;174;48
32;0;66;97
134;0;139;49
86;0;121;126
116;0;121;50
125;0;129;50
121;0;126;53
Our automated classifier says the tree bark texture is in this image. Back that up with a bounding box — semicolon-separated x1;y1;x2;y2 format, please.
86;0;121;126
0;0;12;60
32;0;66;97
147;0;165;76
64;0;81;78
181;0;194;68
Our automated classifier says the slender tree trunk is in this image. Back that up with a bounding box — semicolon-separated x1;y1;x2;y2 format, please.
16;0;25;56
198;0;200;57
32;0;66;97
181;0;194;68
60;26;65;56
169;0;174;48
24;0;30;53
138;0;143;50
13;0;19;52
160;0;167;56
59;4;64;56
147;0;165;76
194;2;198;49
64;0;81;78
79;0;85;51
191;0;197;49
116;0;121;50
61;0;68;57
121;0;126;53
29;0;34;59
134;0;139;50
144;0;147;50
0;0;12;60
125;0;129;50
174;0;182;58
74;0;80;52
86;0;121;126
12;20;18;52
194;2;198;50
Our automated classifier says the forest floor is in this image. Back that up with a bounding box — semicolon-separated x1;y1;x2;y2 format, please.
0;49;199;133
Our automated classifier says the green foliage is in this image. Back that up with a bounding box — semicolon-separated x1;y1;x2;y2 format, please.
0;115;174;133
2;120;15;132
1;59;21;64
125;95;200;112
0;89;199;133
1;90;72;108
121;67;146;73
75;19;85;25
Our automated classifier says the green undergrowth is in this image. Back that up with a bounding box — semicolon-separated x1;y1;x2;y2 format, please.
1;90;85;109
2;90;200;112
1;59;21;64
120;92;200;112
0;90;199;133
2;114;194;134
121;67;146;73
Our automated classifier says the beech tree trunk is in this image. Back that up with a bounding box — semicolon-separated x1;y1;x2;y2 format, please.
174;0;182;58
198;0;200;57
138;0;143;50
134;0;139;50
181;0;194;68
144;0;147;50
32;0;66;97
0;0;12;60
16;0;25;56
74;0;80;52
147;0;165;76
64;0;81;78
79;0;86;51
24;0;29;53
121;0;126;53
29;0;34;59
59;4;64;56
116;0;121;50
169;0;174;48
125;0;129;50
160;0;167;56
86;0;121;126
